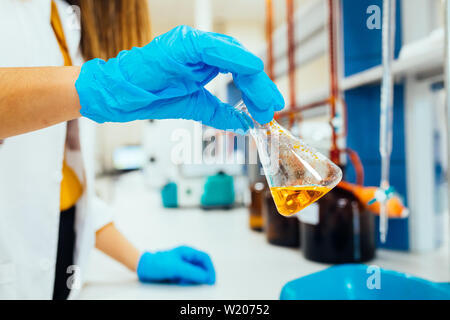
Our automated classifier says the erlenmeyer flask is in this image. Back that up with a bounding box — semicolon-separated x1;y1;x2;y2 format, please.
237;100;342;217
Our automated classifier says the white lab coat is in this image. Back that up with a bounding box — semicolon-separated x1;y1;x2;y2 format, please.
0;0;112;299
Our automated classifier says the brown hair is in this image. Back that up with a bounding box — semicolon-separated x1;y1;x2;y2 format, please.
66;0;151;60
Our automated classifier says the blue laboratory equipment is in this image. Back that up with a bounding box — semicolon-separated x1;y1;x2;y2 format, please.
280;264;450;300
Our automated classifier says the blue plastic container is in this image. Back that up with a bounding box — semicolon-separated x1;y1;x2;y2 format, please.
201;172;235;209
161;182;178;208
280;264;450;300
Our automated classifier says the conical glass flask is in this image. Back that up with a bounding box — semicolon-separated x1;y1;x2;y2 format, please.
237;100;342;217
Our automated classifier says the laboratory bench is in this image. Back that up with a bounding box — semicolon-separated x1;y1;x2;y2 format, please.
79;172;450;300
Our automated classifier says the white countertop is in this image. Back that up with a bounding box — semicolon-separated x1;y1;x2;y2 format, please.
79;172;450;300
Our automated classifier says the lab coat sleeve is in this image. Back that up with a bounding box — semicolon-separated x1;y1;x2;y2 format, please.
89;195;114;232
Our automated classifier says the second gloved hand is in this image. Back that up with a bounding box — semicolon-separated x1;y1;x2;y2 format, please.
137;246;216;285
76;25;284;131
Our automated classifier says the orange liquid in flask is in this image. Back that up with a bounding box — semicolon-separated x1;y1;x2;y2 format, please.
270;186;331;216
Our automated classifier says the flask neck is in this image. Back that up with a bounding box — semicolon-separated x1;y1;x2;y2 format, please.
235;100;276;133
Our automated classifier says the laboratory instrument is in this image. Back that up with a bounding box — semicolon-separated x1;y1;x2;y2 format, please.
237;100;342;217
378;0;396;243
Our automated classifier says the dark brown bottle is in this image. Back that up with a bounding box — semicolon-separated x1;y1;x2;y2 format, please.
249;182;266;231
264;190;300;248
300;186;375;263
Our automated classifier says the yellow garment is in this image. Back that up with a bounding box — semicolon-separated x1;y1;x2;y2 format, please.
60;160;84;211
50;0;72;66
51;0;83;210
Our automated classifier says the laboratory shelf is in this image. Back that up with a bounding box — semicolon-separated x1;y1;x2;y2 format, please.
79;172;449;300
341;29;444;91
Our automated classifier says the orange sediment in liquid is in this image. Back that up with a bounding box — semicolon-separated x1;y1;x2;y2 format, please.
270;186;332;216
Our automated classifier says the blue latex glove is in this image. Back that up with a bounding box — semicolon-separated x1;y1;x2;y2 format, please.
76;25;284;131
137;246;216;285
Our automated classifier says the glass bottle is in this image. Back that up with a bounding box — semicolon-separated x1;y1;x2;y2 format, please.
264;189;300;248
249;181;267;231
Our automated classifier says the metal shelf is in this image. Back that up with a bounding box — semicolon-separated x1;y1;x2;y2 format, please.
341;29;444;91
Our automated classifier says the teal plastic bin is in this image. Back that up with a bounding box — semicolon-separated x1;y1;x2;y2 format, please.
201;172;235;209
161;182;178;208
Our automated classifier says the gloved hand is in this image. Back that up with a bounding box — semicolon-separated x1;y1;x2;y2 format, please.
137;246;216;285
76;25;284;131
